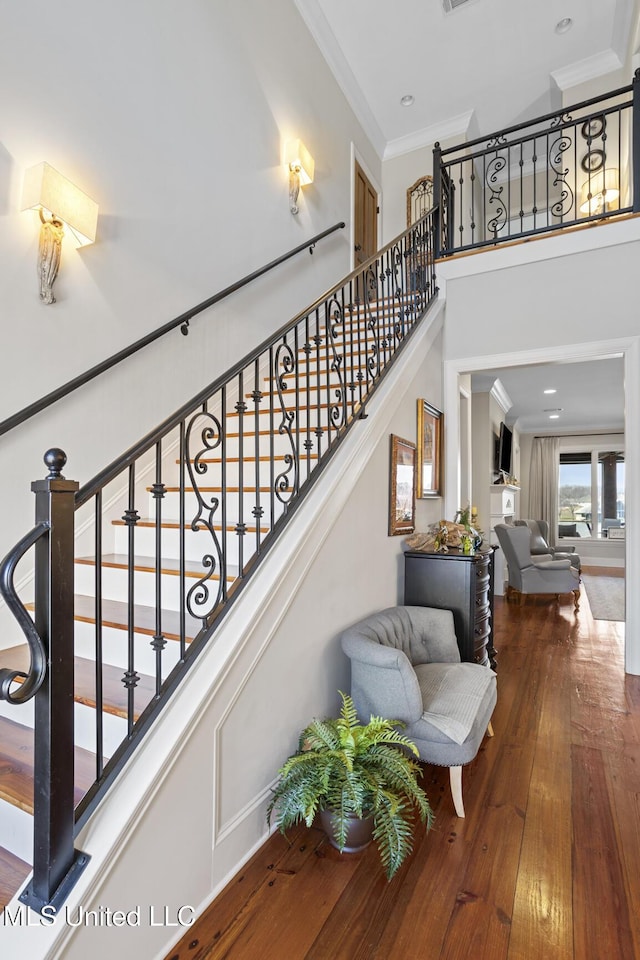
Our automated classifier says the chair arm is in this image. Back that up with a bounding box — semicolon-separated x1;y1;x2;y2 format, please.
534;559;571;570
341;633;423;723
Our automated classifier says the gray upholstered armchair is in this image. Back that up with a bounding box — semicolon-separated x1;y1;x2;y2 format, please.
515;519;581;572
340;606;496;818
495;523;581;610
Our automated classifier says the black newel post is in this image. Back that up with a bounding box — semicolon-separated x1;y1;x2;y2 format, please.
20;449;89;914
432;142;443;260
633;69;640;212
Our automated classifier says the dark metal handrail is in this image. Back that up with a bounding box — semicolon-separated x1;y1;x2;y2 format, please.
438;81;634;157
0;222;345;439
0;209;438;914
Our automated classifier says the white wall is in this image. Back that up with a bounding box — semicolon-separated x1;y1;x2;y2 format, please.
0;0;386;643
2;306;445;960
440;219;640;671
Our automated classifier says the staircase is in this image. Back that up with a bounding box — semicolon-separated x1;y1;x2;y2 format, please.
0;213;436;915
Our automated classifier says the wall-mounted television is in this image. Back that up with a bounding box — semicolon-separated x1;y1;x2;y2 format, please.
496;422;513;476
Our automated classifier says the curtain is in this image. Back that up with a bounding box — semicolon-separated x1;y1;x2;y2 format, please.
528;436;560;548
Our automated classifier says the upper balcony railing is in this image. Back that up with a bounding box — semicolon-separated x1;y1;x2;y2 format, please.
433;73;640;258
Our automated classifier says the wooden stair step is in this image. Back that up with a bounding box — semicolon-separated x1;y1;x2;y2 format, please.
0;645;155;722
151;486;272;494
73;594;201;642
111;517;270;534
0;715;97;816
76;553;239;583
0;845;30;911
180;454;318;466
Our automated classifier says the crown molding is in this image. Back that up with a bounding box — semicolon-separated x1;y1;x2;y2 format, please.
551;49;623;92
383;110;476;160
294;0;387;158
490;378;513;415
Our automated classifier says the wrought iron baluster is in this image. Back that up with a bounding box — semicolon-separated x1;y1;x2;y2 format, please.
123;464;140;736
313;309;323;459
269;347;275;526
274;333;297;510
94;492;104;779
293;325;300;493
236;372;246;574
151;441;166;694
220;387;228;597
252;358;264;552
179;420;186;658
303;314;313;480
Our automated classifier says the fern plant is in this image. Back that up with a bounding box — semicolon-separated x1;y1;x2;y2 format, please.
267;692;434;880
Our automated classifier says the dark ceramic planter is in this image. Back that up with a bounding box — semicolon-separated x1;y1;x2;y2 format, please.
319;809;374;852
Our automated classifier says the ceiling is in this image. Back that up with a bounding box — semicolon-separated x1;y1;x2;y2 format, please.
297;0;635;437
471;358;625;435
296;0;638;159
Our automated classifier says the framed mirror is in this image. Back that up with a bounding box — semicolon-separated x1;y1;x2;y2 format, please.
417;400;442;498
389;435;416;536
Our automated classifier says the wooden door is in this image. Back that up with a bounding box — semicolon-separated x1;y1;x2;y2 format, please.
354;161;378;269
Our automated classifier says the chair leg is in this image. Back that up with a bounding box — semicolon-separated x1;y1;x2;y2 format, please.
573;588;580;611
449;765;465;818
487;720;494;737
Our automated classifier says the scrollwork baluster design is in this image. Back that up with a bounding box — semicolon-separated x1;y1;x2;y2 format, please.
184;410;225;624
549;127;574;220
273;337;298;505
486;151;508;238
324;295;347;435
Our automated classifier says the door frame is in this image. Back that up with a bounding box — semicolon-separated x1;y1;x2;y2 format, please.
350;144;382;272
443;335;640;675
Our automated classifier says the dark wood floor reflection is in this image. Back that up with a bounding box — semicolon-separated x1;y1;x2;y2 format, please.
167;574;638;960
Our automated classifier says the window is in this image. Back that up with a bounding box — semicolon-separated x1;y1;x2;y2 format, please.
558;450;624;539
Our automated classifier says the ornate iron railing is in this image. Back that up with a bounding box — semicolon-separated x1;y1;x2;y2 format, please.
0;209;437;913
0;222;345;439
433;74;640;257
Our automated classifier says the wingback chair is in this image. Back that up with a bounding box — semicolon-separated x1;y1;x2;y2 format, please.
515;519;581;572
340;605;496;818
494;523;581;610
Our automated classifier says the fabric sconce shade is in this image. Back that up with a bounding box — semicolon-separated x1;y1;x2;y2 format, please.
21;162;99;304
579;168;619;215
285;139;314;215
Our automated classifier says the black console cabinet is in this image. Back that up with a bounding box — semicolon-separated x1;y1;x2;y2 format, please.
404;547;496;671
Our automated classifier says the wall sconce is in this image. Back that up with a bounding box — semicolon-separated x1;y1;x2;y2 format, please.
285;140;314;215
579;168;619;216
21;162;99;304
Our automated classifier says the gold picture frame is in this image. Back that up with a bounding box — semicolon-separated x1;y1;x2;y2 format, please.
417;400;442;498
389;435;416;536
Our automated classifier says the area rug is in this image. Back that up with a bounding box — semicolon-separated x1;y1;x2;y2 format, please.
581;575;625;621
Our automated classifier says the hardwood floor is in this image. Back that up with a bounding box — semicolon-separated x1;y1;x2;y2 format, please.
165;583;639;960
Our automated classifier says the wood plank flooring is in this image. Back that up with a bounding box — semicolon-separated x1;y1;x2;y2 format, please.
165;579;638;960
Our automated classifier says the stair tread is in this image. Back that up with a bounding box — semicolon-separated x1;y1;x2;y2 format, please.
0;844;30;911
76;553;239;582
73;594;202;642
0;715;97;816
111;517;270;534
0;645;155;722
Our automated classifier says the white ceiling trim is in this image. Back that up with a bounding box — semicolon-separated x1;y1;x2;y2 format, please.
294;0;387;158
383;110;476;161
490;378;513;416
551;49;623;92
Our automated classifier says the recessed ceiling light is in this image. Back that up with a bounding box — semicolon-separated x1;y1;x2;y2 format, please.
549;414;560;419
543;388;557;394
400;94;415;107
555;17;573;34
